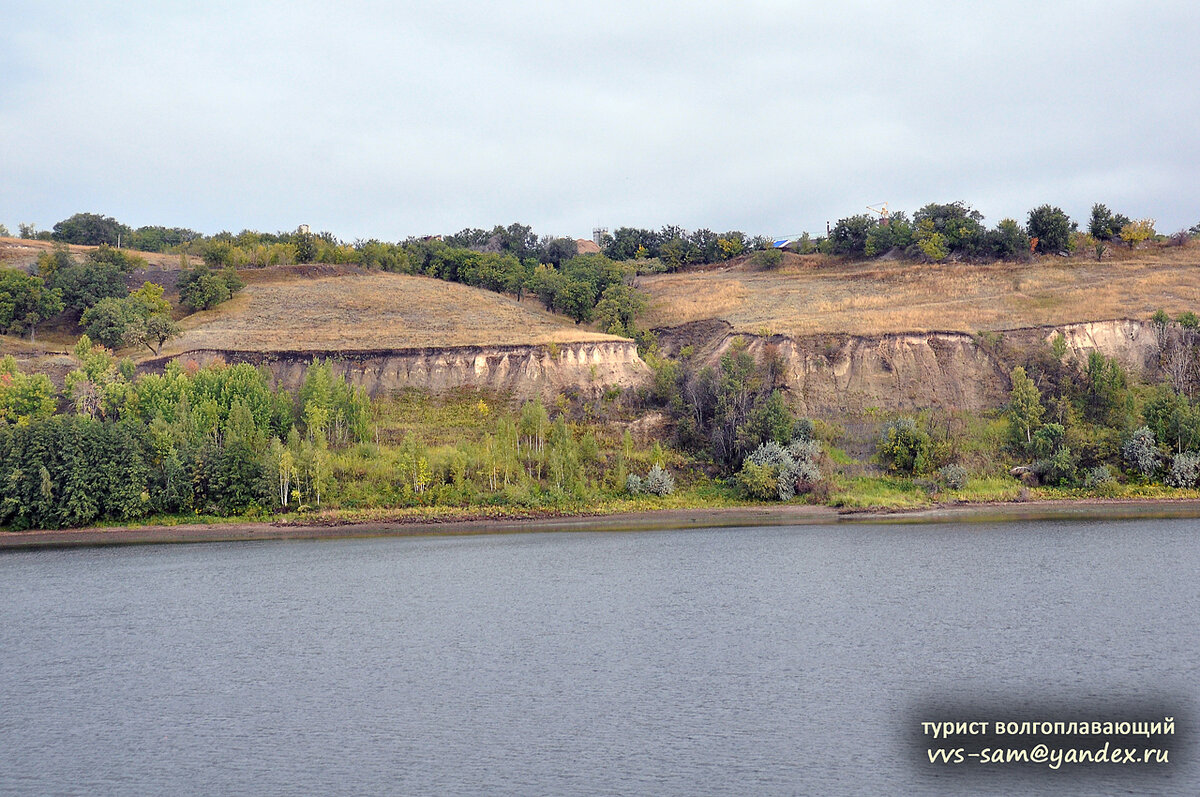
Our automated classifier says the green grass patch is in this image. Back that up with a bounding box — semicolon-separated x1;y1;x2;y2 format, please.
829;475;933;509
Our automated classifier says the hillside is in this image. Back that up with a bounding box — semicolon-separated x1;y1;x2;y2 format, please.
161;266;622;355
640;246;1200;336
0;236;190;273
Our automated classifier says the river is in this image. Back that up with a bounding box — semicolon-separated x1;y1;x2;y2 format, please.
1;518;1196;795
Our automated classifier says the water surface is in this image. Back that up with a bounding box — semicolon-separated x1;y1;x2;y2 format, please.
1;519;1196;795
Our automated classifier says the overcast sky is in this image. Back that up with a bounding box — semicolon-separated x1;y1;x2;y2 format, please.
2;1;1198;241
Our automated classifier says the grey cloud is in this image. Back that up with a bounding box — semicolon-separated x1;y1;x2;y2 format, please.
1;1;1197;240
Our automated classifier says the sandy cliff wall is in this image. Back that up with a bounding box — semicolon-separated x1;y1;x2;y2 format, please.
141;340;648;399
142;319;1155;412
656;319;1157;415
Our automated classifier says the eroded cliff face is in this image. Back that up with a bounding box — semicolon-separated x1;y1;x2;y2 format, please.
141;340;647;399
656;319;1157;415
141;319;1156;412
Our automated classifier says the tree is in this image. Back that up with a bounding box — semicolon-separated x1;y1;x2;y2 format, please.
914;220;949;261
1122;426;1161;479
987;218;1031;260
87;243;144;272
593;283;649;336
294;227;317;263
44;250;129;314
557;280;596;324
1027;205;1076;254
0;268;64;340
51;213;131;246
913;202;987;255
829;214;876;257
80;282;178;353
81;297;139;349
1088;204;1129;241
864;212;914;256
1008;366;1044;447
0;356;57;423
178;264;244;311
1118;219;1156;249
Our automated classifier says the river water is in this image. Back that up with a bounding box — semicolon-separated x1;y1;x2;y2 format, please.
1;519;1197;795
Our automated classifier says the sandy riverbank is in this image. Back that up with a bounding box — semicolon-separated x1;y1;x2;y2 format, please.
3;498;1200;550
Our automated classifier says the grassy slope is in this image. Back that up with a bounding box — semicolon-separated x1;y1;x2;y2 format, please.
640;245;1200;336
160;269;623;354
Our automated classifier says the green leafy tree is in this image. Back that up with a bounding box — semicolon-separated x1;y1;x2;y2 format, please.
178;264;244;311
44;249;129;314
1008;366;1044;447
294;228;317;263
1027;205;1076;254
1088;204;1129;241
556;279;596;324
987;218;1031;260
593;283;649;336
87;244;145;272
81;297;139;349
864;212;914;256
913;202;987;255
51;213;131;246
0;268;64;340
914;220;949;261
0;356;57;423
80;282;178;353
829;214;876;257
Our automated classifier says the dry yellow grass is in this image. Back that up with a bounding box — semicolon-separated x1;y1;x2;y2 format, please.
640;245;1200;335
0;236;190;272
161;271;622;354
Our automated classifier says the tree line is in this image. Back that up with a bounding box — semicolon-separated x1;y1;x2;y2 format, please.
0;242;244;351
0;342;368;529
819;202;1196;264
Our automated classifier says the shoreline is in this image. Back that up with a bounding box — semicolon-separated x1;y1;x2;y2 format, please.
4;497;1200;550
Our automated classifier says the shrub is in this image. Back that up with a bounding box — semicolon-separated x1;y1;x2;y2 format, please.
1166;452;1200;488
737;461;778;500
1083;465;1115;488
777;458;820;501
644;464;675;496
740;437;822;501
745;440;790;468
878;417;932;475
625;474;643;495
1122;426;1161;480
750;248;783;269
939;464;968;490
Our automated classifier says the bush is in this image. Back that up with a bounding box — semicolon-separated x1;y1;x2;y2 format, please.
1122;426;1161;480
777;458;820;501
625;473;643;495
739;437;822;501
644;464;675;496
750;248;783;269
737;461;778;500
878;417;932;475
1083;465;1115;488
939;464;968;490
1166;452;1200;488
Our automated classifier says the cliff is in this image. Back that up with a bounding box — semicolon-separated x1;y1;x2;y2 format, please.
655;319;1157;415
140;318;1157;413
139;340;648;399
